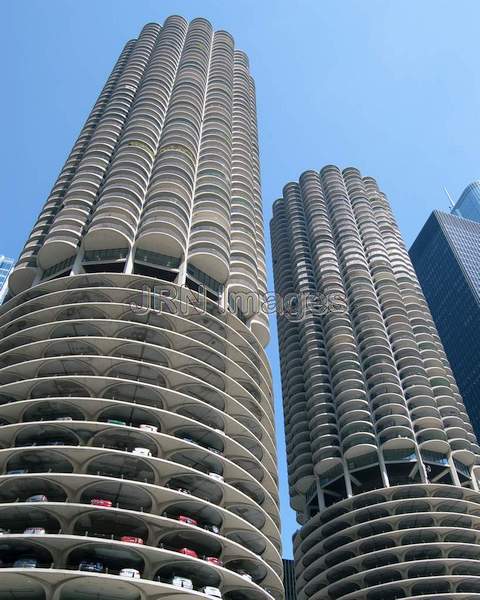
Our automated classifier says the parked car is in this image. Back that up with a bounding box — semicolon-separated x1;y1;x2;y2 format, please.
139;424;157;432
13;558;38;568
55;416;73;421
171;576;193;589
120;536;143;545
26;495;48;503
6;469;28;475
237;570;253;582
23;527;45;535
107;419;126;426
119;568;140;578
178;514;198;526
79;561;104;573
204;524;220;534
90;498;112;507
132;447;152;457
177;547;198;558
205;556;223;566
0;528;9;535
209;472;224;482
202;587;222;598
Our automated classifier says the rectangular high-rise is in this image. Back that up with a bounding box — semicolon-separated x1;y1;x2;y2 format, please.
0;17;282;600
410;210;480;435
271;165;480;600
0;255;14;302
452;181;480;222
283;559;296;600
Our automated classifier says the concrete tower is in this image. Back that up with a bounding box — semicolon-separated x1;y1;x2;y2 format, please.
0;17;282;600
271;165;480;600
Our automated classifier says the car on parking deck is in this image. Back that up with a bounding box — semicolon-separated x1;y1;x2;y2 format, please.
119;568;140;578
14;558;38;568
26;495;48;502
79;561;104;573
205;556;223;566
202;587;222;598
172;576;193;589
177;547;198;558
132;447;152;457
139;424;158;432
23;528;45;535
90;498;112;507
120;536;144;545
177;514;198;526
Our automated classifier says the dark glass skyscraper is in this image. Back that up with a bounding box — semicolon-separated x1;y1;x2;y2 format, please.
452;181;480;222
410;210;480;435
282;559;296;600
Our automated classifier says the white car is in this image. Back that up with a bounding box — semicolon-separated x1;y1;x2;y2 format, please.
24;527;45;535
139;424;158;433
119;568;140;579
55;417;73;421
202;586;222;598
132;447;152;457
238;571;253;582
172;576;193;589
209;472;224;482
26;495;48;503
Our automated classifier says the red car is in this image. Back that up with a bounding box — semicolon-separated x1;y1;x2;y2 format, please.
178;515;198;526
120;536;144;545
205;556;223;566
90;498;112;507
177;547;198;559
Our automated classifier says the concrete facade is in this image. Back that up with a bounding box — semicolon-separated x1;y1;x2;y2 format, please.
271;165;480;600
0;17;282;600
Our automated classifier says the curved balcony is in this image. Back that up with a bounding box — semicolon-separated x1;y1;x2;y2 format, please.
294;484;480;600
135;210;188;258
0;271;280;599
188;223;231;284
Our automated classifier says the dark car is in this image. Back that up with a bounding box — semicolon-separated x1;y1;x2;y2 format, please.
14;558;38;568
79;561;104;573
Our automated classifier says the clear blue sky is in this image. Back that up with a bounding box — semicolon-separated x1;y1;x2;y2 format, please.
3;0;480;557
